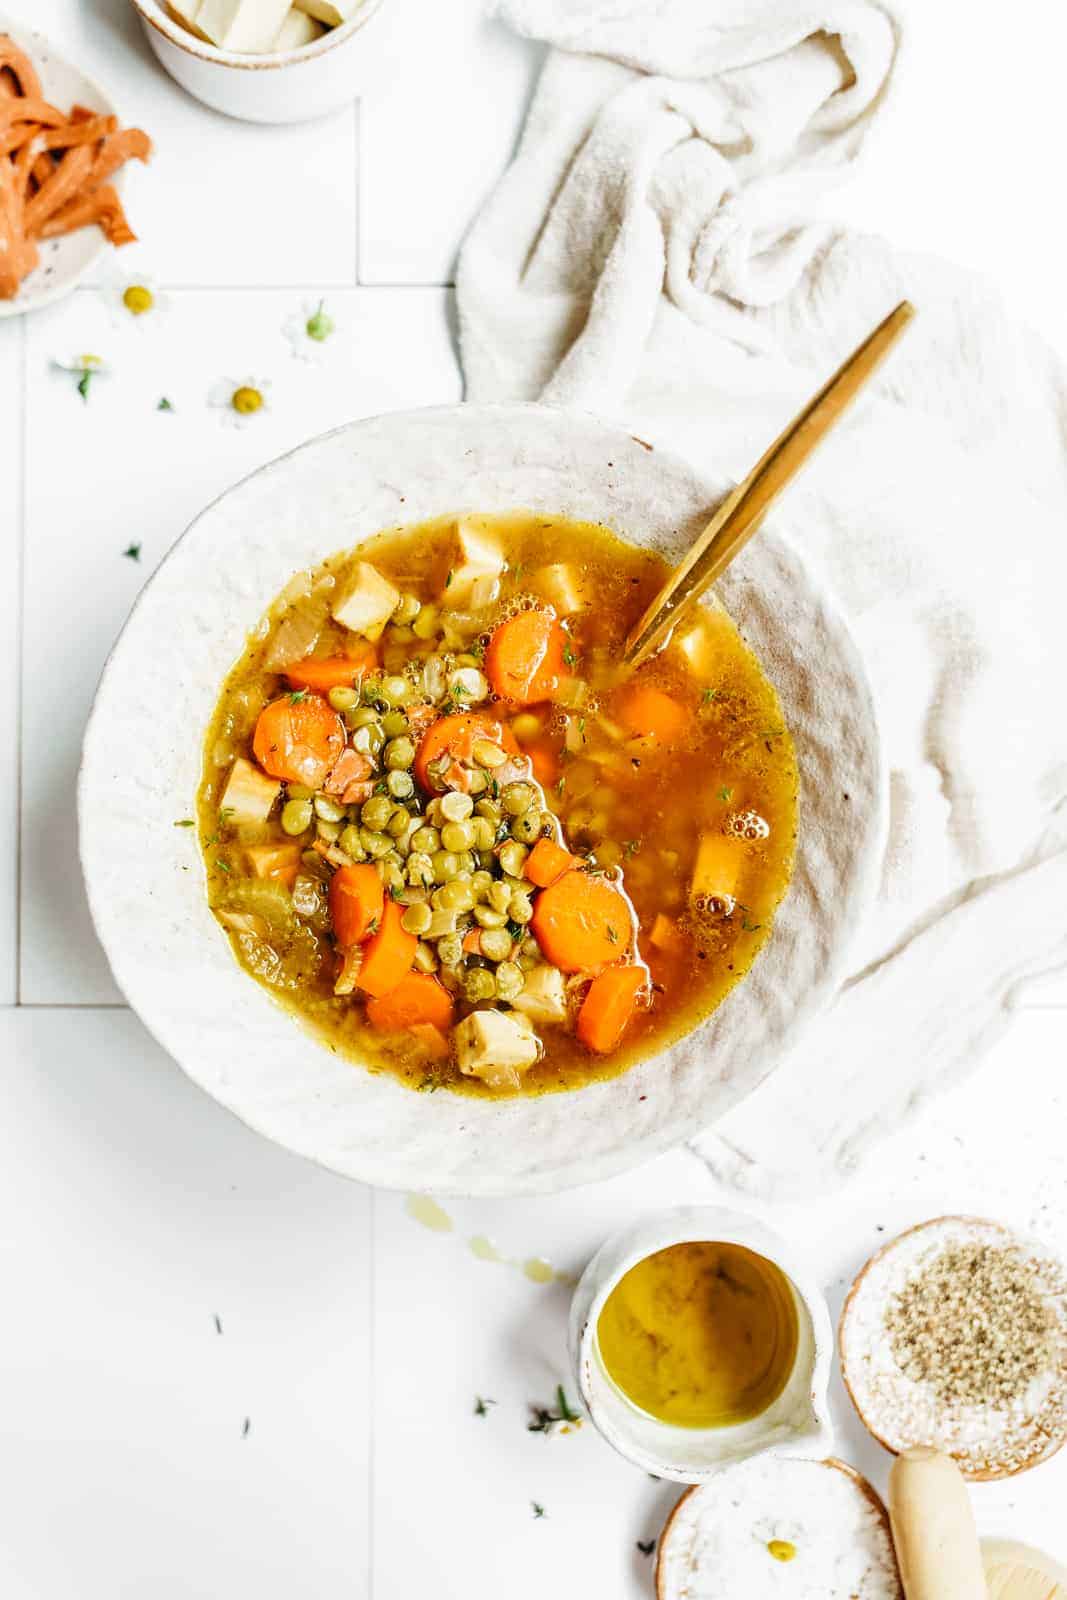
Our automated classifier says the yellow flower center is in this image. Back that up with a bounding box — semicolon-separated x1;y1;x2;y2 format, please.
767;1541;796;1563
123;285;154;315
231;386;263;415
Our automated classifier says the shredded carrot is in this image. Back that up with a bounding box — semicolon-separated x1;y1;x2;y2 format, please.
525;836;577;889
356;899;417;998
485;607;569;704
252;694;346;789
530;870;633;974
328;863;384;947
37;183;134;245
40;113;116;150
0;37;151;301
617;683;688;745
576;965;648;1053
414;711;519;793
365;973;455;1033
283;648;378;694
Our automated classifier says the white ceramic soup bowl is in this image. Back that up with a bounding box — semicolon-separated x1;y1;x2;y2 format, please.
79;404;885;1196
128;0;391;123
569;1206;835;1482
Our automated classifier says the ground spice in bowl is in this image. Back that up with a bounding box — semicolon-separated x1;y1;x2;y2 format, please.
839;1216;1067;1479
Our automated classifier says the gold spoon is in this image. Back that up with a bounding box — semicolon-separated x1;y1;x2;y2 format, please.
623;299;916;669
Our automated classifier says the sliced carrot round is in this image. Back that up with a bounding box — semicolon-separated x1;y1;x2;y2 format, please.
577;965;648;1054
328;863;385;947
617;683;688;744
252;694;346;789
486;607;569;704
414;712;519;793
365;973;455;1034
356;899;418;999
283;647;378;694
530;870;633;974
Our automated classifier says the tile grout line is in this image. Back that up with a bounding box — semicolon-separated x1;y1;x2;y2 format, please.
14;316;27;1007
354;97;363;289
368;1183;375;1600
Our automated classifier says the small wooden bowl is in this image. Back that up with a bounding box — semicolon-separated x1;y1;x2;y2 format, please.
839;1216;1067;1481
656;1457;902;1599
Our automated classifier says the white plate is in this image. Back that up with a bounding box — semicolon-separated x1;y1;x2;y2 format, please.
0;14;127;317
79;404;886;1196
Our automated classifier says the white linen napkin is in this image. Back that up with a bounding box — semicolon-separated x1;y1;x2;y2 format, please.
457;0;1067;1194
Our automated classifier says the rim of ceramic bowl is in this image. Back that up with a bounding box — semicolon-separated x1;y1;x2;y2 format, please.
0;13;127;318
569;1206;834;1480
79;403;887;1196
127;0;388;70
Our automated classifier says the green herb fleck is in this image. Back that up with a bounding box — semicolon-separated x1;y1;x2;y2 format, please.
241;1417;251;1438
562;644;577;669
77;370;92;401
306;300;334;342
474;1396;496;1417
214;1314;223;1335
741;916;762;933
506;919;523;940
512;562;526;582
445;568;454;588
623;839;640;858
531;1503;546;1519
123;543;142;562
157;396;174;412
173;819;195;828
555;777;566;796
718;785;732;802
365;916;380;936
528;1386;580;1435
288;689;308;705
417;1072;445;1093
215;858;232;874
701;687;719;705
606;924;619;944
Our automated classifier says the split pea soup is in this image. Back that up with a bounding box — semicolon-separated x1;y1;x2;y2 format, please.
197;511;798;1097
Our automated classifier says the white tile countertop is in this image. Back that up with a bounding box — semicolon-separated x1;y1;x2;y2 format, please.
2;2;1065;1595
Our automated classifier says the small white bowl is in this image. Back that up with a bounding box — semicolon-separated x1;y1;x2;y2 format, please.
569;1206;835;1482
0;14;130;317
128;0;392;124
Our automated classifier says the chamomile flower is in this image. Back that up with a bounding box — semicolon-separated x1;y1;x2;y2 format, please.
209;376;272;429
99;264;171;329
282;297;336;364
52;353;110;402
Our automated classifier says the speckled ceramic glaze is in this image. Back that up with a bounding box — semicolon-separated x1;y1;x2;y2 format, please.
569;1206;835;1481
0;15;129;317
79;404;885;1195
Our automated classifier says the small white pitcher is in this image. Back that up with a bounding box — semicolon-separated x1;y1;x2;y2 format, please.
569;1205;834;1483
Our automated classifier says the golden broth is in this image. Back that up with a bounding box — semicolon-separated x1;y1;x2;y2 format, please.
596;1241;799;1428
197;512;798;1096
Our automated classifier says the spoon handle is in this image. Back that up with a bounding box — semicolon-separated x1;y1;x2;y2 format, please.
623;299;916;669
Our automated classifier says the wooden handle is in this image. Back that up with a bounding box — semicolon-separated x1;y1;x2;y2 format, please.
888;1448;986;1600
623;299;915;669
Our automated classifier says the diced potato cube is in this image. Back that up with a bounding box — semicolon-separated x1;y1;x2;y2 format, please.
691;832;742;900
455;1008;540;1088
441;518;505;608
510;964;567;1026
529;563;584;615
332;561;400;637
221;757;280;823
245;840;303;886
